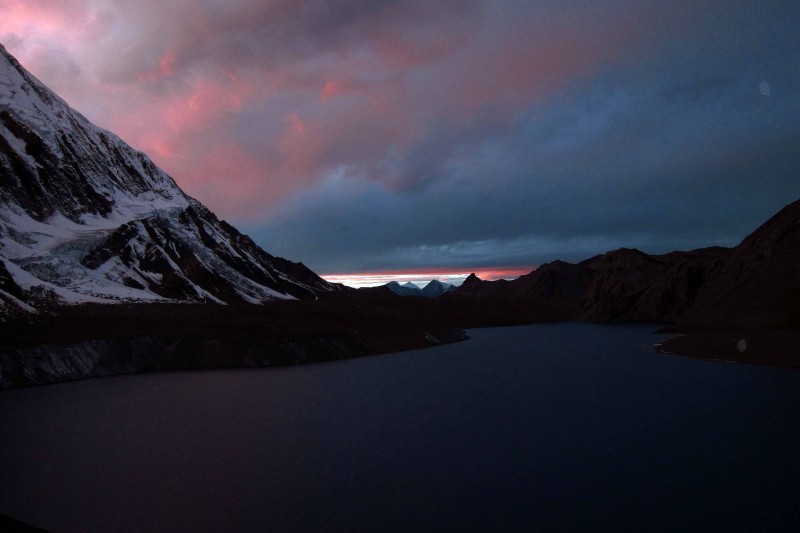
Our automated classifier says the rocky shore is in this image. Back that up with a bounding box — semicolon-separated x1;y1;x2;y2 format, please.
0;298;470;390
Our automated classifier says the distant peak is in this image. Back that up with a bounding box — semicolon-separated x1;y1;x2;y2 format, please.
608;247;644;256
421;279;453;297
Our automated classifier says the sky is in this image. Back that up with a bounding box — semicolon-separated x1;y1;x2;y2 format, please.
2;1;800;286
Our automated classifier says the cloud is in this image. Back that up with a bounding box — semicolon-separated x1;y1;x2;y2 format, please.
0;0;660;207
2;0;800;273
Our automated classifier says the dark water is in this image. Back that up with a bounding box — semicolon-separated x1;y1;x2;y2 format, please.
1;323;800;532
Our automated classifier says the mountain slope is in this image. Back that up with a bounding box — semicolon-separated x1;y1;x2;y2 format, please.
386;281;423;296
574;247;728;322
421;280;453;297
454;247;730;323
0;43;339;311
680;198;800;329
454;194;800;328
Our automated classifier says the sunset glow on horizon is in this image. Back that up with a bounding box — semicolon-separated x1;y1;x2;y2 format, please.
322;266;534;288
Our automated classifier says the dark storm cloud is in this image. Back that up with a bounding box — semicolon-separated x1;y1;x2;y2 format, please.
245;1;800;272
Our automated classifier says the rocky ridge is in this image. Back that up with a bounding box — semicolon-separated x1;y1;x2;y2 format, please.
454;198;800;330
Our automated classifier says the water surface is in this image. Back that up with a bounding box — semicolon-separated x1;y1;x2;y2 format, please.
1;323;799;532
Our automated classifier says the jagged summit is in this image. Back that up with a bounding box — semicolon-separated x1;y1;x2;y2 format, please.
461;273;481;286
0;44;340;313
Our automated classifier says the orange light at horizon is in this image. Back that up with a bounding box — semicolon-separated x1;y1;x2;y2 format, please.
321;266;534;288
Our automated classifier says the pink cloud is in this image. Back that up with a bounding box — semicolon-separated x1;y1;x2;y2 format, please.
182;142;276;216
284;112;305;135
164;77;252;131
320;79;347;102
0;0;679;222
137;131;182;160
0;1;92;37
138;50;177;83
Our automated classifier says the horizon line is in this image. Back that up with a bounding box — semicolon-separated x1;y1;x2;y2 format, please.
320;266;535;288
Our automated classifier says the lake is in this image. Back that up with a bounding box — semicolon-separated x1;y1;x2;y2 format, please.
1;323;799;532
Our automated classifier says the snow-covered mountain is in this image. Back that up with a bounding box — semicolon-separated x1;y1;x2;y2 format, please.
420;279;454;297
384;280;454;297
386;281;423;296
0;43;340;313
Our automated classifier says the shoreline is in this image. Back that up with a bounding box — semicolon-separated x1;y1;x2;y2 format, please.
656;329;800;369
3;297;799;390
0;299;473;390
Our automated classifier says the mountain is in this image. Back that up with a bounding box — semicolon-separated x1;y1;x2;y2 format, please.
384;280;454;297
455;265;589;321
0;43;340;313
573;247;729;322
455;196;800;329
679;198;800;329
454;247;731;323
421;279;454;297
386;281;423;296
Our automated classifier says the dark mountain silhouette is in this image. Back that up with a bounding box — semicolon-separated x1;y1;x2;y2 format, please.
679;198;800;329
453;198;800;330
454;247;728;323
386;281;423;296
